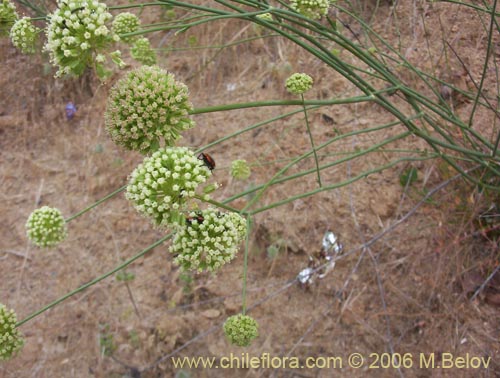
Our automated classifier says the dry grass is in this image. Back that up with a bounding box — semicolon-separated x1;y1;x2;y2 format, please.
0;1;499;377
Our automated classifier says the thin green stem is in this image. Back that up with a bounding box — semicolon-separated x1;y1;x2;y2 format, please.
65;185;127;223
241;215;252;315
16;234;172;328
301;94;322;187
189;96;377;115
249;156;434;215
468;0;498;128
193;194;245;214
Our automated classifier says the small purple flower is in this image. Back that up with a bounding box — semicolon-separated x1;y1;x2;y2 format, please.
65;102;77;120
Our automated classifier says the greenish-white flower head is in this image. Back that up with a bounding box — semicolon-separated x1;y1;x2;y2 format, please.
26;206;67;248
223;314;258;347
130;37;157;66
290;0;330;20
231;159;251;180
0;0;18;36
0;304;24;360
10;17;40;54
105;65;194;154
285;73;313;95
111;12;139;42
170;208;246;272
44;0;117;77
126;147;213;227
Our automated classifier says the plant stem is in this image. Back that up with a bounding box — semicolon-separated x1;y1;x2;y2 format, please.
65;185;127;223
241;215;251;315
16;234;171;328
301;94;322;187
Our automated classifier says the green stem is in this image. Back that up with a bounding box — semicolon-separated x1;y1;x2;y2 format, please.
193;194;245;214
189;96;377;115
249;156;433;215
301;93;322;187
468;0;498;128
65;185;127;223
241;215;251;315
16;234;171;328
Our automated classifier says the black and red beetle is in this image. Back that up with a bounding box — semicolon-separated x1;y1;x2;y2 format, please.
197;152;216;171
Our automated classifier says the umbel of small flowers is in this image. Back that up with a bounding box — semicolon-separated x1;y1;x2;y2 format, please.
130;37;157;66
0;0;17;37
285;73;313;95
44;0;119;77
0;304;24;361
223;314;259;347
126;147;214;227
10;17;40;54
26;206;67;248
169;208;247;272
105;65;195;154
111;12;139;42
289;0;331;20
231;159;251;180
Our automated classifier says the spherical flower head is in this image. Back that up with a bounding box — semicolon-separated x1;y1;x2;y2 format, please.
231;159;251;180
223;314;258;347
44;0;117;77
10;17;40;54
290;0;331;20
169;208;247;272
112;12;140;42
130;37;157;66
105;66;194;154
0;0;18;37
0;304;24;360
285;73;313;95
126;147;213;227
26;206;67;248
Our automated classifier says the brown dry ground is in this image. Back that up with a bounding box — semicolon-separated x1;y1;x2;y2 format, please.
1;1;499;377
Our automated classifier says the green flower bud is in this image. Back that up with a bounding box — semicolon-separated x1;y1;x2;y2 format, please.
111;12;139;42
0;304;24;360
26;206;67;248
0;0;18;37
130;37;157;66
10;17;40;54
126;147;213;227
44;0;118;77
223;314;258;347
170;208;247;272
105;65;195;154
231;159;251;180
290;0;331;20
285;73;313;94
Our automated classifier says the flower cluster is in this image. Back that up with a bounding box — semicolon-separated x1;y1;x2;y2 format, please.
223;314;258;347
126;147;212;227
10;17;40;54
231;159;251;180
0;304;24;360
111;12;139;42
26;206;67;248
44;0;118;77
0;0;17;37
285;73;313;94
289;0;330;20
105;65;194;154
130;37;157;66
169;208;247;272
